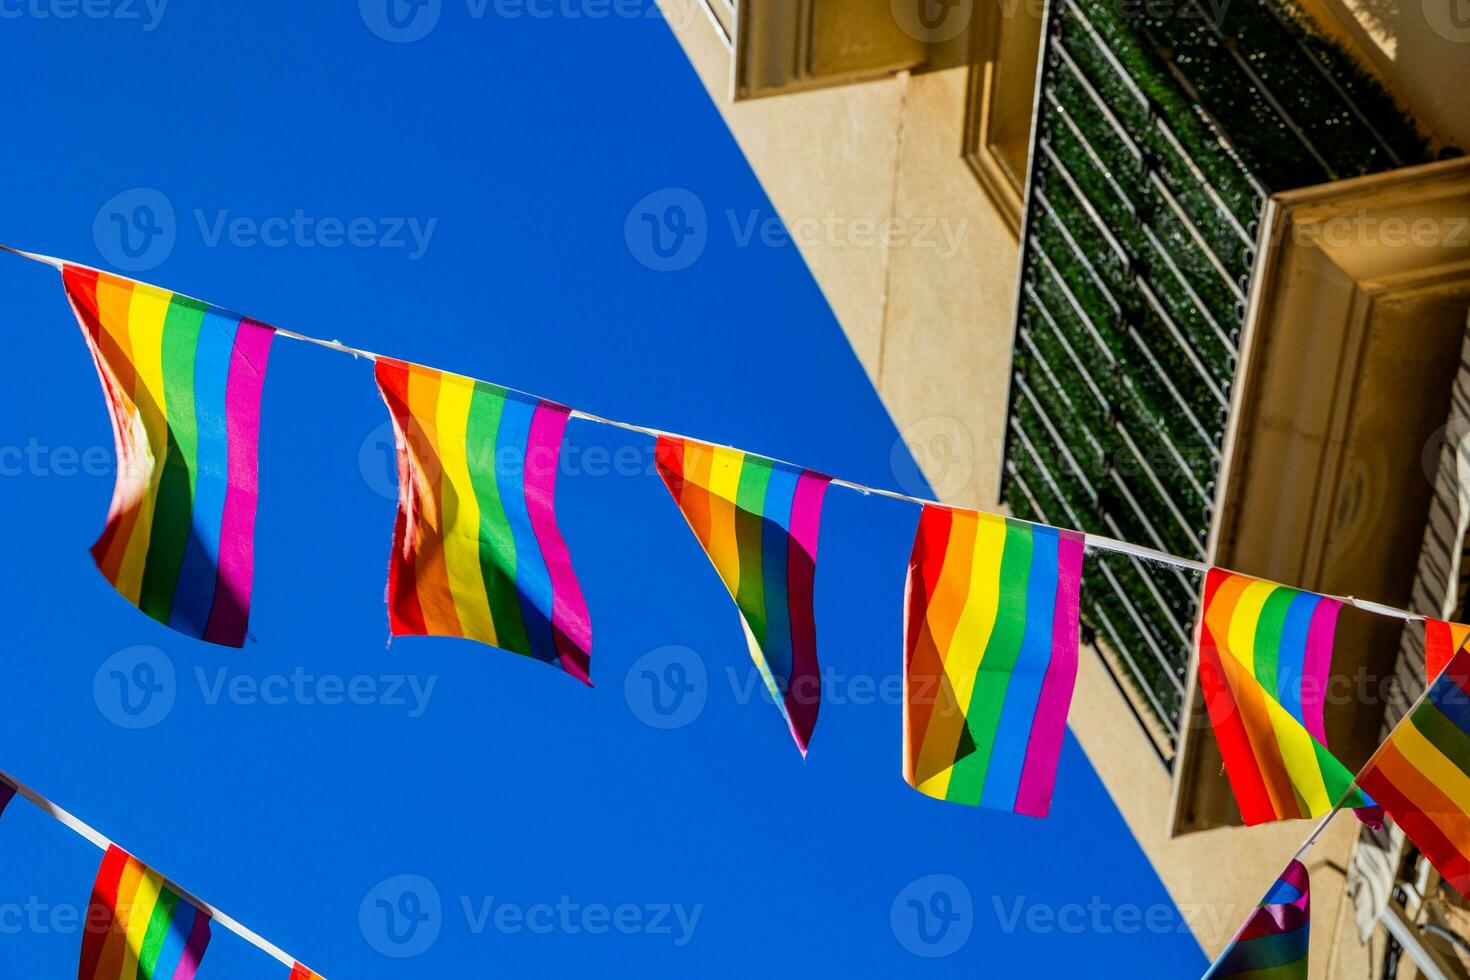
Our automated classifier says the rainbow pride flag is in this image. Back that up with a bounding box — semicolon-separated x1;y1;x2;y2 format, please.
654;437;830;754
1197;569;1375;824
78;845;212;980
289;963;324;979
375;359;592;683
1425;618;1470;684
1357;641;1470;894
62;265;275;647
1201;859;1309;979
903;506;1084;815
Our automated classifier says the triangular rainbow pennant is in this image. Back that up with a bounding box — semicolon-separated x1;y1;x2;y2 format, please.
1357;641;1470;895
1196;569;1376;823
653;436;830;754
1201;859;1310;978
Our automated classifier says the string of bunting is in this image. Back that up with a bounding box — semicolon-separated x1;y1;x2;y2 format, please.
6;243;1470;978
1201;635;1470;977
0;767;322;977
0;243;1433;626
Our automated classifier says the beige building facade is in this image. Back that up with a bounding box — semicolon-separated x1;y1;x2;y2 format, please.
658;0;1470;975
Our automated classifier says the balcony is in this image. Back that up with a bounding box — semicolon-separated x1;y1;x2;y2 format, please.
999;0;1437;768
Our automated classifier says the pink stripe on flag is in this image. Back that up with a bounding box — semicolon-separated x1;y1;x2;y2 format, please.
782;472;829;756
172;910;212;980
524;403;592;685
1299;598;1341;745
1014;529;1085;817
203;320;274;647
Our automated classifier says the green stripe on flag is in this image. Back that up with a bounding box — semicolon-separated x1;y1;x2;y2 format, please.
137;886;179;979
946;520;1033;803
465;382;531;658
138;296;207;623
733;455;772;647
1253;587;1295;696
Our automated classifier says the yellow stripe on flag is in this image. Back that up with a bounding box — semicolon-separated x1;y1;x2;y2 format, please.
435;374;497;646
122;867;164;978
1396;714;1470;817
113;284;173;603
1227;579;1276;675
1262;697;1332;815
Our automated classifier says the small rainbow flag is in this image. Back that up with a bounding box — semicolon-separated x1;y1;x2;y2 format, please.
1357;641;1470;894
289;963;324;979
78;845;212;980
903;506;1084;815
1425;618;1470;684
1201;859;1310;979
1196;569;1375;824
375;359;592;683
62;265;275;647
654;437;830;754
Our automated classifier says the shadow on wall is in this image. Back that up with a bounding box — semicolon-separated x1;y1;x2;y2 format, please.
1297;0;1470;151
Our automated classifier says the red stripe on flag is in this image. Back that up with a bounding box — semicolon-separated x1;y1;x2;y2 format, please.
77;845;129;980
1358;755;1470;894
375;359;427;636
1198;634;1278;824
903;505;955;781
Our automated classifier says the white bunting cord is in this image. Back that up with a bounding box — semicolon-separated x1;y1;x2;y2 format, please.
0;768;311;973
0;244;1435;631
4;240;1451;973
1287;636;1457;867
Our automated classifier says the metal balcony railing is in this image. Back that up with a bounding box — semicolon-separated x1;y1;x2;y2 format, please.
1001;0;1433;765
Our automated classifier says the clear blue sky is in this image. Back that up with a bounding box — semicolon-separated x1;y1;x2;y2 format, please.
0;3;1205;976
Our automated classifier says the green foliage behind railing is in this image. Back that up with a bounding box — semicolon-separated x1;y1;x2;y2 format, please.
1002;0;1434;762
